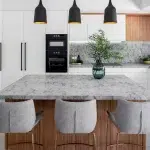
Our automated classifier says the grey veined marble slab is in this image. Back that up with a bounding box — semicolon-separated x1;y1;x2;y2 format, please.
0;75;147;101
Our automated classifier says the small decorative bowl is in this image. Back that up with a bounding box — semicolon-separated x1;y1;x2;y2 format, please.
143;61;150;64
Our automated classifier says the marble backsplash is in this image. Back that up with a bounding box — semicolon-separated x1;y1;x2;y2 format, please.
69;42;150;64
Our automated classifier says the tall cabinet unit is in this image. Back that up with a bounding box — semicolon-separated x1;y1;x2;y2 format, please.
23;11;46;74
2;11;24;89
0;11;2;90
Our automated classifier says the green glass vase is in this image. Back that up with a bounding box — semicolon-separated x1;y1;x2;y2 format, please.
92;64;105;79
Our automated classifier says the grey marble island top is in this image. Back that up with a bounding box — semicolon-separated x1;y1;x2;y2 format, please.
0;75;147;101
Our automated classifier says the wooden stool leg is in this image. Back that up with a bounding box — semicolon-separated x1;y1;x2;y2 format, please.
116;133;119;150
55;133;57;150
93;133;96;150
32;133;35;150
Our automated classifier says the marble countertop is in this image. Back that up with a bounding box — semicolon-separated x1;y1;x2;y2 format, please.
69;63;150;68
0;75;147;101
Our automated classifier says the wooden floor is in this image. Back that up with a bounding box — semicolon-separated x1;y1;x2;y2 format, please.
6;100;146;150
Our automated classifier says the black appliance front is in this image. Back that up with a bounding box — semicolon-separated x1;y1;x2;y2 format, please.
46;34;68;73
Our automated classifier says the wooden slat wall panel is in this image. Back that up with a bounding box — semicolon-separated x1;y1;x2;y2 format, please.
6;100;145;150
126;15;150;41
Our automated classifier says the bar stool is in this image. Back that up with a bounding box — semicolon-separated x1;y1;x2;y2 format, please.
0;99;43;150
54;99;97;150
106;100;148;150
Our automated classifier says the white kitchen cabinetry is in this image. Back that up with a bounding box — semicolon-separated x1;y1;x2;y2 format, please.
69;24;88;42
24;11;46;74
46;11;68;34
69;15;126;42
0;11;2;90
69;15;88;42
2;11;24;89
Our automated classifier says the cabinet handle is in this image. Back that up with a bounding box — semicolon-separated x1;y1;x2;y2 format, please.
24;43;27;71
21;43;23;71
0;43;2;71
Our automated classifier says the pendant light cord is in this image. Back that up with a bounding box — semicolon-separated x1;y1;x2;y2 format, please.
108;0;112;6
39;0;42;5
73;0;77;6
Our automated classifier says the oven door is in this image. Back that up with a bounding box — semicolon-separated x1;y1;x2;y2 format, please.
46;51;67;73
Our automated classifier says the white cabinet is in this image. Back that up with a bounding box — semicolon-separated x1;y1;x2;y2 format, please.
69;15;126;42
2;11;24;89
69;24;88;42
23;11;46;74
0;11;2;90
46;11;68;34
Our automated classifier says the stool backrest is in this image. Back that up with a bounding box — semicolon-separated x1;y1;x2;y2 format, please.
55;99;97;134
110;100;150;134
0;100;36;133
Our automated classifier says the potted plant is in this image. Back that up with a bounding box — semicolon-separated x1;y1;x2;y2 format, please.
142;55;150;64
88;30;123;79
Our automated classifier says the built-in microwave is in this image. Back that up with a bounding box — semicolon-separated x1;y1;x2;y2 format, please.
46;34;67;51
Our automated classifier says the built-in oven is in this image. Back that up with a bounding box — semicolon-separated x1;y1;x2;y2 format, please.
46;34;68;73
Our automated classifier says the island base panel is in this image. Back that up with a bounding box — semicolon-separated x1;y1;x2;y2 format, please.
5;100;146;150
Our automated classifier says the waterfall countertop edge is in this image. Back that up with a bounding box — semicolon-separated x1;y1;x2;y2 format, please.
0;75;147;101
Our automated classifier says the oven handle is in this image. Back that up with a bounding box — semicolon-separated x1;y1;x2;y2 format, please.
21;43;23;71
24;42;27;71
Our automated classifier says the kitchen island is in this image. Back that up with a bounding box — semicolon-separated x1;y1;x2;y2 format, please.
0;75;147;150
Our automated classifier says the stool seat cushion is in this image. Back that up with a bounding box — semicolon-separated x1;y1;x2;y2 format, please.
108;100;150;134
55;99;97;134
0;100;36;133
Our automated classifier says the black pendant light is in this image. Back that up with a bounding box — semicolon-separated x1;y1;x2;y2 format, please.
68;0;81;24
104;0;117;24
34;0;47;24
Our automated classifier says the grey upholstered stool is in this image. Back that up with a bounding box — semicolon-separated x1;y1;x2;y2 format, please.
0;99;43;150
107;100;149;150
55;99;97;150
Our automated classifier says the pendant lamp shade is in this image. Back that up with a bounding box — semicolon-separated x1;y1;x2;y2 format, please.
104;0;117;24
34;0;47;24
68;0;81;24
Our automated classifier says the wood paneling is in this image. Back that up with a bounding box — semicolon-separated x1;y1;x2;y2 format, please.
126;15;150;41
6;100;146;150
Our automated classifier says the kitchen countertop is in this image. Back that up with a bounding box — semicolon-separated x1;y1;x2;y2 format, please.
69;63;150;68
0;75;147;101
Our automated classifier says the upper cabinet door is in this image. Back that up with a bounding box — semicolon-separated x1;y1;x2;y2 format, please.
85;15;126;42
24;11;46;74
69;15;88;42
46;11;68;34
2;11;24;88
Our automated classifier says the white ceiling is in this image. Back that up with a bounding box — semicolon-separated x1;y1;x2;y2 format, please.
41;0;150;13
4;0;150;13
